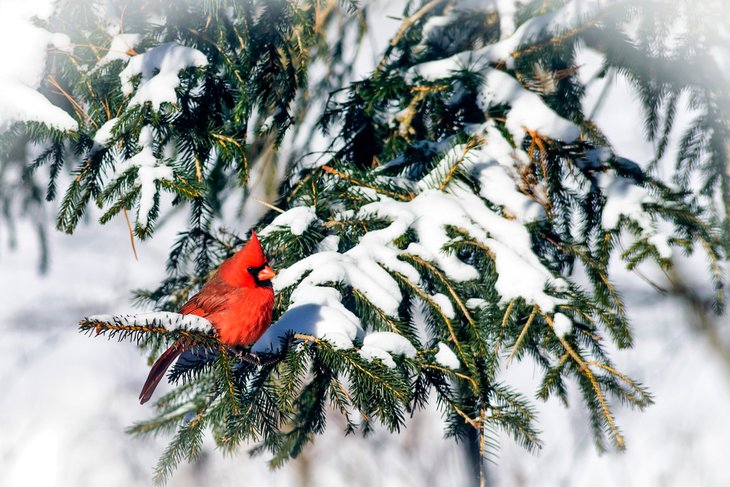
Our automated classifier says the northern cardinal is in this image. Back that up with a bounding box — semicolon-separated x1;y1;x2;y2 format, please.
139;230;276;404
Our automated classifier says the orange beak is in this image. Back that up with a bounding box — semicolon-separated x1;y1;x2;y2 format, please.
257;265;276;281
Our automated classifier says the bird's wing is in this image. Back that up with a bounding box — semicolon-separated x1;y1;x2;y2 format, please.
179;278;230;317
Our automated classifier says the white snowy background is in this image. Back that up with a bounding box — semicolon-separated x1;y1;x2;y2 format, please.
1;0;729;486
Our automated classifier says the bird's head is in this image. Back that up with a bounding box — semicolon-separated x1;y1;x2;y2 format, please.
219;230;276;288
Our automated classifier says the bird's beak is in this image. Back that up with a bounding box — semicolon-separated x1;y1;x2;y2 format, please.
257;265;276;281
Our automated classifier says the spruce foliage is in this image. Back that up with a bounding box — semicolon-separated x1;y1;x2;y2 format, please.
3;0;727;484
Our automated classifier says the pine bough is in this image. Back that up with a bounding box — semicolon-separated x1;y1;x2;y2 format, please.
3;0;726;484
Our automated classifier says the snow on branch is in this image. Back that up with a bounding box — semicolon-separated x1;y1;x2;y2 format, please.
0;4;77;132
434;342;461;369
84;312;215;334
406;0;611;145
98;33;142;66
259;206;319;236
358;332;417;368
600;173;673;259
110;126;174;227
411;0;607;72
120;42;208;109
408;61;580;145
263;148;566;354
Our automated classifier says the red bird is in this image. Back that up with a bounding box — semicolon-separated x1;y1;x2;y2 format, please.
139;230;276;404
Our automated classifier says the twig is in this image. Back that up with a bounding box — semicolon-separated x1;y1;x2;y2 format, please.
506;305;538;367
251;198;285;214
321;165;414;201
122;208;139;260
376;0;447;72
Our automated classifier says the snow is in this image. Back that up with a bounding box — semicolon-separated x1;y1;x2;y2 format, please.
110;126;174;227
93;117;119;147
50;32;71;52
274;174;564;321
260;206;318;236
251;304;359;353
431;293;456;319
477;68;581;145
120;42;208;109
600;173;673;259
552;312;573;337
601;176;653;230
410;0;606;73
648;234;673;260
251;290;364;354
359;332;417;368
273;229;419;318
317;235;340;252
488;238;563;311
473;160;544;221
407;0;609;146
86;312;214;333
364;191;481;283
495;0;518;37
0;1;77;132
466;298;487;309
0;83;78;132
434;342;461;369
408;64;579;145
99;33;142;65
363;332;417;358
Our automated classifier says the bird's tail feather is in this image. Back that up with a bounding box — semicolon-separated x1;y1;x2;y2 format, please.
139;338;188;404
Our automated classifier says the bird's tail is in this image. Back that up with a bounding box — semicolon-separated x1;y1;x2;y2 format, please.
139;338;189;404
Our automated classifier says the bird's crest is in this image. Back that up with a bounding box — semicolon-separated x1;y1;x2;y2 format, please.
218;230;269;286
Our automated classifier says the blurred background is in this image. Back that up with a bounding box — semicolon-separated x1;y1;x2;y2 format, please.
1;1;729;486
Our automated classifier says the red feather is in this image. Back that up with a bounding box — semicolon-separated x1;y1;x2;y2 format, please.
139;230;275;404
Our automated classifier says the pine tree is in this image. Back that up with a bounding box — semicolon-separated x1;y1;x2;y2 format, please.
2;0;727;485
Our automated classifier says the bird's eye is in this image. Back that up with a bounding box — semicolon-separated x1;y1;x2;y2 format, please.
247;266;255;275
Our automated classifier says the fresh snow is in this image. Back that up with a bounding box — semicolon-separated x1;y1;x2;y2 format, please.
0;83;78;132
93;117;119;147
466;298;488;310
431;293;456;319
0;2;77;132
111;126;173;227
601;174;673;259
478;69;580;145
473;160;544;222
552;312;573;337
260;206;318;236
87;312;214;333
359;332;417;368
316;235;341;252
409;62;579;145
601;176;653;230
99;33;142;65
466;122;545;221
273;232;420;318
252;286;364;354
366;187;565;310
410;0;607;72
405;1;610;146
120;42;208;109
434;342;461;369
363;332;417;358
273;178;565;331
358;345;399;368
648;234;673;260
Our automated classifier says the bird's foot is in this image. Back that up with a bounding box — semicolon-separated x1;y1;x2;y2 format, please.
232;348;279;367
